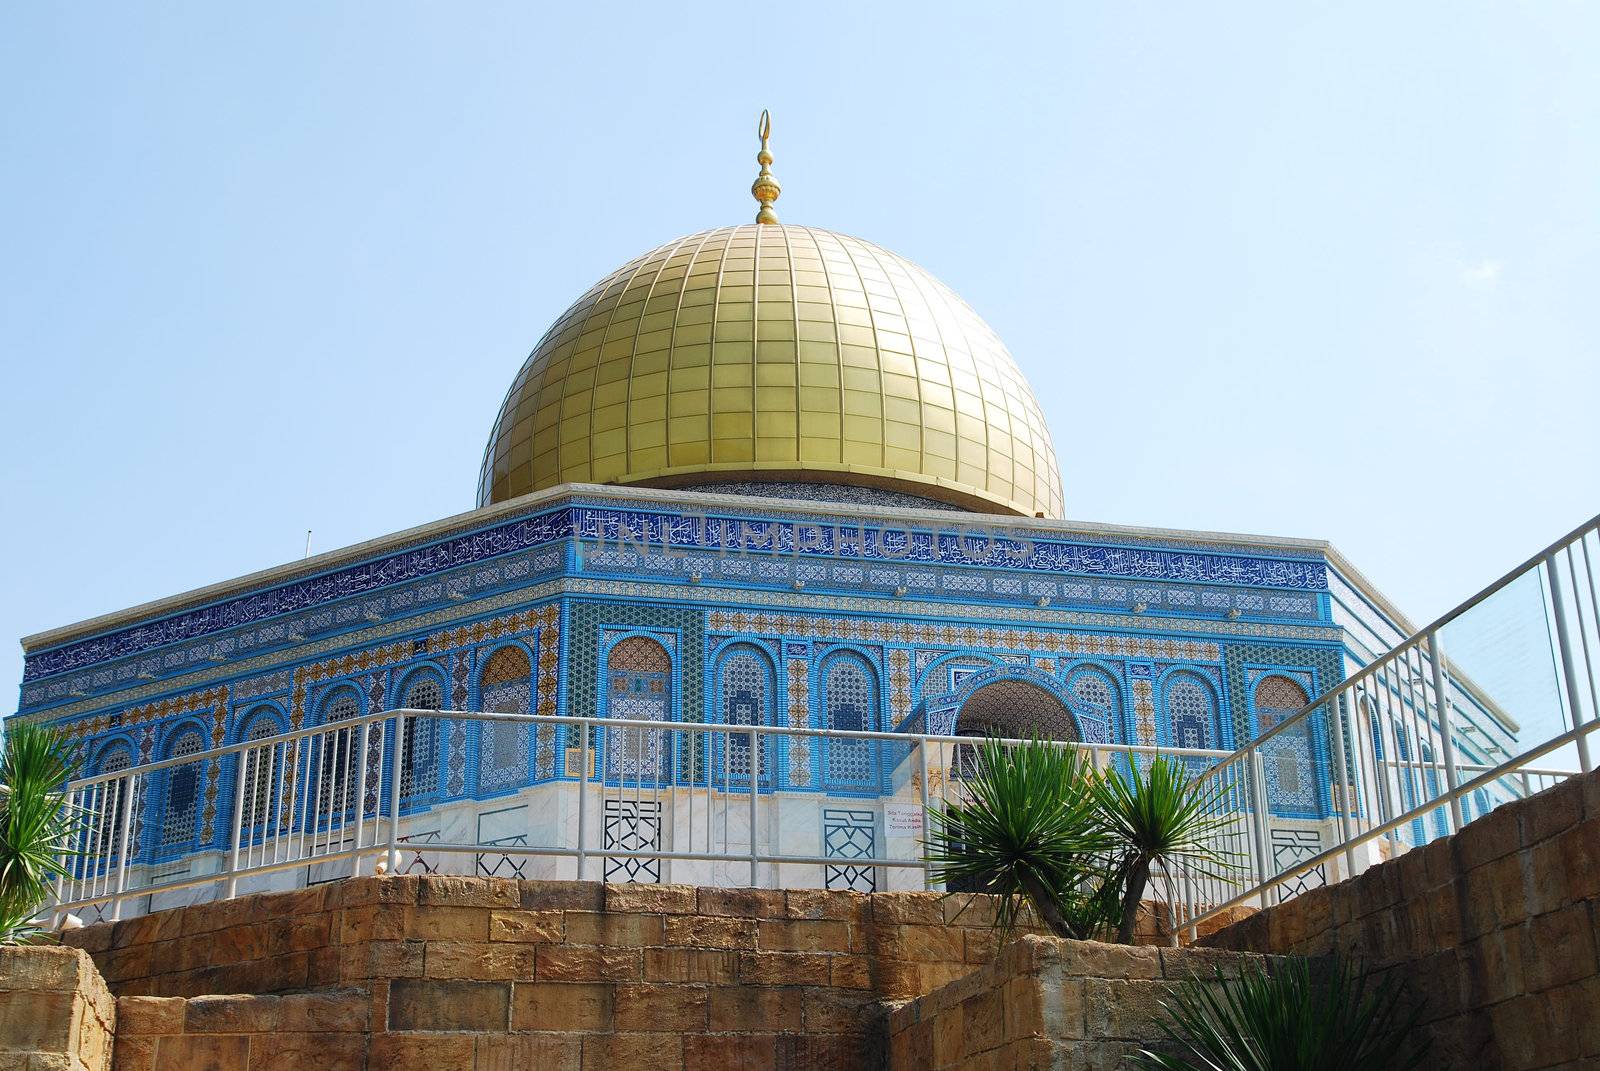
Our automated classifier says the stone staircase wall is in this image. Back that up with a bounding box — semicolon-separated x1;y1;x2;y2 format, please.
1202;767;1600;1071
0;946;115;1071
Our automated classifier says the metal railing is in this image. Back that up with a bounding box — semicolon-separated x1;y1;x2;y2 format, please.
49;710;1234;924
1180;513;1600;938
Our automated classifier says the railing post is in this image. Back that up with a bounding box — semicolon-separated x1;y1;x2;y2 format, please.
1427;630;1465;832
1326;694;1357;880
110;774;137;922
1546;551;1593;773
385;715;404;872
225;747;251;900
1248;752;1272;910
918;735;932;891
576;718;590;882
748;726;759;888
351;720;372;876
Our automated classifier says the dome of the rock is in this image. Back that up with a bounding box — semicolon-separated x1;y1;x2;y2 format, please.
478;223;1064;518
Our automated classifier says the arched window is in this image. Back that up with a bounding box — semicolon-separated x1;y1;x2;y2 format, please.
821;653;878;791
161;727;206;847
91;743;137;865
952;679;1078;779
237;709;284;828
1067;668;1119;743
717;646;774;786
605;637;672;783
1253;674;1317;815
315;687;362;815
478;646;532;792
398;671;444;800
1164;672;1220;751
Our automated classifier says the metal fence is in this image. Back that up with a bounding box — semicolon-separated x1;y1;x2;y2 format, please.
49;711;1234;925
1180;513;1600;937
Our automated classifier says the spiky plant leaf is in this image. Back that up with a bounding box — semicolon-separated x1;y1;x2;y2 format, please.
0;723;83;944
1135;956;1428;1071
1092;755;1243;942
925;735;1119;939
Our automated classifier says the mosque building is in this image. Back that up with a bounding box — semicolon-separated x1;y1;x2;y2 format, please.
13;115;1516;912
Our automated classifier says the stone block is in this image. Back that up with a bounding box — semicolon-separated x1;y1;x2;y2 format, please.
519;880;605;912
367;1033;474;1071
580;1032;683;1071
1059;940;1162;980
387;979;509;1031
475;1034;582;1071
564;911;664;947
757;918;851;953
511;981;614;1032
416;875;519;908
681;1033;775;1071
422;941;535;980
696;887;784;918
339;906;406;945
210;925;269;965
61;924;114;957
340;940;423;982
1524;776;1585;846
1082;978;1174;1039
152;1034;249;1070
0;991;72;1052
735;950;832;986
0;947;91;993
185;995;279;1035
1457;804;1522;871
603;883;697;915
871;893;945;926
247;1031;365;1071
276;990;368;1033
642;948;737;985
1001;973;1044;1042
537;945;642;983
335;875;418;908
874;924;966;963
785;888;869;924
662;915;756;950
707;985;803;1033
803;987;878;1036
116;996;187;1036
404;905;488;941
113;1034;158;1071
611;983;709;1032
1555;817;1600;905
488;910;564;944
1523;903;1598;993
267;912;332;956
1461;929;1524;1007
831;954;874;990
960;989;1005;1056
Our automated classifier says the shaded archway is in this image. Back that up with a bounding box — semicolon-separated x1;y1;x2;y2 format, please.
953;679;1080;743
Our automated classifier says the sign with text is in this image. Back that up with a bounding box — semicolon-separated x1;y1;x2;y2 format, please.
883;803;924;836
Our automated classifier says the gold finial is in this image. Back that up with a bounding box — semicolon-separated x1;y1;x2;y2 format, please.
751;109;780;224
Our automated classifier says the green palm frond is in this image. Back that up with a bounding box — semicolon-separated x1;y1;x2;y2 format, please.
925;735;1118;938
0;723;83;944
1135;956;1429;1071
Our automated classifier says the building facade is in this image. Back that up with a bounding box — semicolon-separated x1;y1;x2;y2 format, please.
10;120;1516;913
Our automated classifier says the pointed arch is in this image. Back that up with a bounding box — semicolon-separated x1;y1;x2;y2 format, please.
235;706;286;831
819;650;880;792
714;643;777;788
1251;673;1319;817
603;636;673;783
1065;664;1120;744
1162;671;1221;752
477;644;533;792
159;722;208;849
395;666;447;801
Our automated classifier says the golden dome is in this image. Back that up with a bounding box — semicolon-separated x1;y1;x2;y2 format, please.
478;223;1064;518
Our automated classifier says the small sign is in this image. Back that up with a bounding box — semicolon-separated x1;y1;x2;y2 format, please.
884;803;924;836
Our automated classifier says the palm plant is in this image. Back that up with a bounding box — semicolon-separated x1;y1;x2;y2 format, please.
1136;955;1428;1071
0;723;82;944
1093;754;1238;943
925;735;1120;938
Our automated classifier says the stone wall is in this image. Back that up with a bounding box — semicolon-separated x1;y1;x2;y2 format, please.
62;876;1059;1070
0;945;115;1071
1202;768;1600;1071
887;934;1271;1070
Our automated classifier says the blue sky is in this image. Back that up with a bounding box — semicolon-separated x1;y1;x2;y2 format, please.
2;3;1596;711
